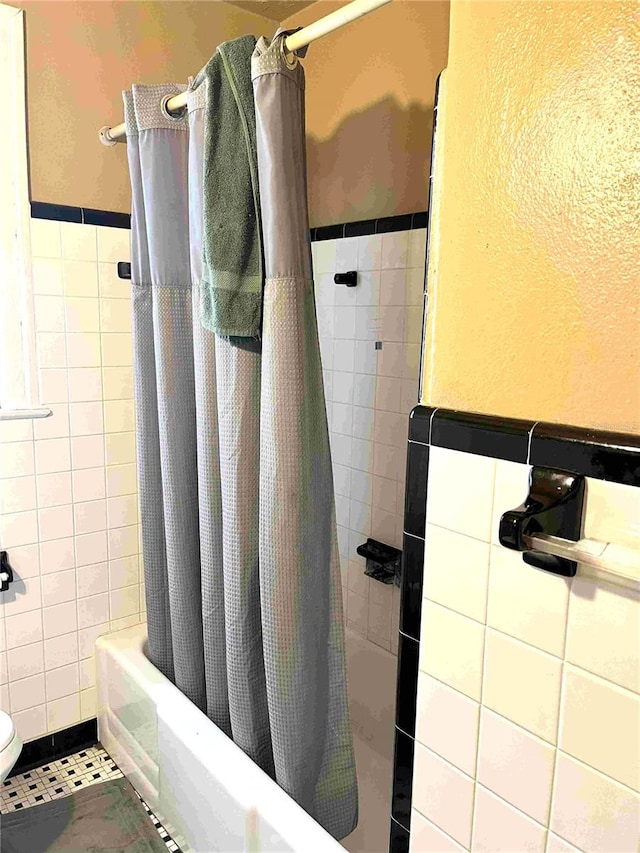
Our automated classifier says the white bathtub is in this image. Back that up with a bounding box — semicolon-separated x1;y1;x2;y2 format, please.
97;624;396;853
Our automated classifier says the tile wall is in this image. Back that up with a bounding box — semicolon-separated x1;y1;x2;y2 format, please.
411;446;640;852
311;227;426;653
0;218;143;744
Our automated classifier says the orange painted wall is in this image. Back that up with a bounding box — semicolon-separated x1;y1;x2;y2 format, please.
423;0;640;434
282;0;450;227
11;1;275;213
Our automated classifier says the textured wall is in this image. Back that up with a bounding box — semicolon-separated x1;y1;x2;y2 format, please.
282;0;450;227
11;1;275;213
423;0;640;434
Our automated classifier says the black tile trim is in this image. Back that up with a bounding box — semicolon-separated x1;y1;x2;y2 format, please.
432;409;534;464
314;223;344;241
408;405;434;444
83;208;131;229
399;533;425;642
411;211;428;229
395;634;420;738
404;442;429;538
10;719;98;777
344;218;377;238
530;423;640;487
30;201;81;224
389;817;410;853
311;210;429;242
32;202;427;241
31;201;131;230
390;728;414;831
423;408;640;486
376;213;413;234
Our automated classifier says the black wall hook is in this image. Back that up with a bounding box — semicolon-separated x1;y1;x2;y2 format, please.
334;271;357;287
499;467;585;577
0;551;14;592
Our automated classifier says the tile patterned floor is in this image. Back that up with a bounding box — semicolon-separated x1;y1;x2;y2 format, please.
1;745;180;852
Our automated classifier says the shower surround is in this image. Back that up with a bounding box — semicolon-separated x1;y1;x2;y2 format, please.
312;221;426;655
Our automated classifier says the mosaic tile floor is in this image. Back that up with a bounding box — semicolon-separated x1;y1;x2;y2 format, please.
1;745;180;852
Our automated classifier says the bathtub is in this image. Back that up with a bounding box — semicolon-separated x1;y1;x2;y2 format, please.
96;624;396;853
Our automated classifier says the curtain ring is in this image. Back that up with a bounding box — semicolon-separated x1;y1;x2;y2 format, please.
278;34;298;70
160;93;187;122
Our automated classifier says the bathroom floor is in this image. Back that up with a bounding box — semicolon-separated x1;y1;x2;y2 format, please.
0;745;180;852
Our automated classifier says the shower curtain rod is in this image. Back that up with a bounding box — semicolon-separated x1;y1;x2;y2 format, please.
99;0;391;146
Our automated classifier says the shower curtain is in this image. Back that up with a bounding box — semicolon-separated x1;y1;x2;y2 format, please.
123;34;357;840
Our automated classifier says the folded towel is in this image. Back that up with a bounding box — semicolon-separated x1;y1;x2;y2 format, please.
199;35;263;339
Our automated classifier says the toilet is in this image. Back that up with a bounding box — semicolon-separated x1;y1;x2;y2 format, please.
0;711;22;782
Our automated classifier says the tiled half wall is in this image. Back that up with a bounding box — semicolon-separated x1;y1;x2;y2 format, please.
311;225;426;654
1;205;429;745
391;408;640;853
0;216;142;743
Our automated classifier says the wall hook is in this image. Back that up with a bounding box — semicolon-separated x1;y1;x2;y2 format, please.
334;271;357;287
0;551;14;592
499;466;585;577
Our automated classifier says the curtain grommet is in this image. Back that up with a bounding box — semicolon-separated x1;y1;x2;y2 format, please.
160;94;187;122
278;35;299;70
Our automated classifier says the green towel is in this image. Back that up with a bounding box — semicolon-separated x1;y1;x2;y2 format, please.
199;36;263;339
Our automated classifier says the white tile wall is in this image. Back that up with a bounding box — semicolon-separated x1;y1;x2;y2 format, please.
312;228;426;653
0;218;143;743
411;448;640;852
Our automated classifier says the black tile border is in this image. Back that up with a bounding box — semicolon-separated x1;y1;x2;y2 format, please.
395;634;419;738
408;405;434;445
390;728;414;831
432;409;534;464
399;534;425;643
376;213;413;234
10;719;98;777
314;222;344;241
344;218;377;238
424;407;640;485
404;442;429;539
530;423;640;487
83;208;131;229
30;201;82;224
389;818;410;853
31;200;428;243
391;404;640;850
31;201;131;230
312;211;428;242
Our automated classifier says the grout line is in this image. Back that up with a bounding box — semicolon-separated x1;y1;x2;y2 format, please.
527;421;538;464
410;805;469;850
395;723;415;742
403;530;425;542
390;814;408;832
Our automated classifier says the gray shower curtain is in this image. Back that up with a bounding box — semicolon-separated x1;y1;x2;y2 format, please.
123;34;357;840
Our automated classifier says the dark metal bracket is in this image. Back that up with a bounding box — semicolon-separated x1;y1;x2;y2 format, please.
117;261;131;280
357;538;402;585
334;271;357;287
499;466;585;577
0;551;14;592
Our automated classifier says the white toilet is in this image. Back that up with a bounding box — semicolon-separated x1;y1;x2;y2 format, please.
0;711;22;781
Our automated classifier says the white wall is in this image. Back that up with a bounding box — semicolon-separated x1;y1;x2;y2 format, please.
0;218;142;743
411;448;640;851
312;227;426;654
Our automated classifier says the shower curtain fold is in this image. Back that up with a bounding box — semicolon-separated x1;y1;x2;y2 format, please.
123;35;357;841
